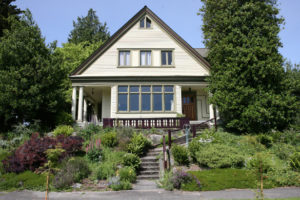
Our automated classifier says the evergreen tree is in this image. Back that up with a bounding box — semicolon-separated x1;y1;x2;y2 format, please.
199;0;297;133
68;8;110;44
0;0;22;38
0;10;66;131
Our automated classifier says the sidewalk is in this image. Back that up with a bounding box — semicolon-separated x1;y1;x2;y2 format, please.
0;187;299;200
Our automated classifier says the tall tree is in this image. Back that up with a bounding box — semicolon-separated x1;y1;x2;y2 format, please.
0;0;22;38
0;10;66;131
199;0;297;133
68;8;110;44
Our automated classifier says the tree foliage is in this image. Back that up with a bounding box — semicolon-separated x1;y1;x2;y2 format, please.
68;8;110;44
0;10;66;131
0;0;22;38
200;0;297;133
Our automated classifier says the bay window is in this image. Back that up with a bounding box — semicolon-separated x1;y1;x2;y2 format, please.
118;85;174;112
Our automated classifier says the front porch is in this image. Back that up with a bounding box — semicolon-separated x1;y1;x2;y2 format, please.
71;84;215;126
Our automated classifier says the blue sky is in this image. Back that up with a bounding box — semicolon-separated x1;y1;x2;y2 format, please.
14;0;300;64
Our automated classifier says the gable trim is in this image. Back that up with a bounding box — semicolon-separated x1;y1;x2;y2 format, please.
70;6;210;76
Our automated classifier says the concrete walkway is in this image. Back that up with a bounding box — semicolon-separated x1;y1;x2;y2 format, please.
0;187;300;200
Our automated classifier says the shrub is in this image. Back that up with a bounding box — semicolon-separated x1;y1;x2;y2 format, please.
96;161;116;180
188;138;203;162
3;133;83;173
78;124;102;140
290;152;300;171
171;144;190;166
108;176;132;191
55;111;74;126
116;127;134;151
270;143;296;160
101;131;118;147
122;153;141;170
87;148;102;163
196;144;244;168
118;166;136;183
0;171;46;191
52;157;90;189
160;135;175;145
127;133;152;156
157;170;174;191
53;125;74;137
256;134;273;148
171;169;201;190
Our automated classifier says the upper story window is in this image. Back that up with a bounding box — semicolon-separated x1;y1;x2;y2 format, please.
161;51;173;66
119;51;130;66
140;17;151;28
140;51;151;66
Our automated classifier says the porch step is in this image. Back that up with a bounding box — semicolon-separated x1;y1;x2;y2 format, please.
141;156;158;162
140;166;160;171
137;148;161;181
141;162;159;167
137;175;160;180
139;171;159;175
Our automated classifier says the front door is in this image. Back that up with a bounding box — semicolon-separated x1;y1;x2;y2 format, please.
182;93;196;120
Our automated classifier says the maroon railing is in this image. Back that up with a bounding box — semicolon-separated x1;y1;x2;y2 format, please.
103;117;190;129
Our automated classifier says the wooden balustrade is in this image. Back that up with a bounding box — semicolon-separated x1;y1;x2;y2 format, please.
103;117;189;129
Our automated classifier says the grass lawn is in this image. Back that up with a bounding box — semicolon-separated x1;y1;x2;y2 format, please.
188;168;274;191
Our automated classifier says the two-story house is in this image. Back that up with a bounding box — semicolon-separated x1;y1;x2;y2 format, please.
69;6;213;126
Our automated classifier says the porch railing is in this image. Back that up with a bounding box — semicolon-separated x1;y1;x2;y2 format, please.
103;117;190;129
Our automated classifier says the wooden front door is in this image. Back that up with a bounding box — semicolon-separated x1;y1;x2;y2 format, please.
182;93;196;120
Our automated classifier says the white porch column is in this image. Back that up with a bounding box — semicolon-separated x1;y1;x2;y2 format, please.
83;98;87;122
209;92;214;120
175;85;182;114
71;87;77;120
77;86;84;122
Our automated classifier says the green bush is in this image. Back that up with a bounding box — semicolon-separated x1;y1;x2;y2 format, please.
101;131;118;147
78;124;102;140
108;176;132;191
0;171;46;191
122;153;141;170
196;143;245;168
96;161;116;180
257;134;273;148
53;125;74;137
188;137;205;162
171;144;190;166
55;111;74;126
157;170;174;191
270;143;296;160
53;157;90;189
160;135;175;145
87;148;102;162
127;133;152;156
118;166;136;183
290;152;300;171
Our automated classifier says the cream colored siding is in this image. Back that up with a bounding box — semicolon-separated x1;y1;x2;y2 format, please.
80;16;209;76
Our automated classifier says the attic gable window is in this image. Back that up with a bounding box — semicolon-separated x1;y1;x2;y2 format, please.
140;17;151;28
119;51;130;66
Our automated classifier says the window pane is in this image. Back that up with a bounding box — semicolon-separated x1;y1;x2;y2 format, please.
140;18;144;28
118;86;128;92
161;51;166;65
141;86;150;92
168;51;172;65
153;86;162;92
153;94;162;111
142;94;151;111
118;94;127;111
146;18;151;28
130;94;139;111
125;51;130;65
130;86;139;92
140;51;145;65
119;52;124;66
165;94;174;111
146;51;151;65
164;85;173;92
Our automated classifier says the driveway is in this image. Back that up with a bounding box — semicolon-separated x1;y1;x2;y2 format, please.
0;187;300;200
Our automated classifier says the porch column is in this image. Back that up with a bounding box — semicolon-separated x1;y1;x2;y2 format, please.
77;86;84;122
71;87;77;120
83;98;87;122
175;85;182;114
209;92;214;120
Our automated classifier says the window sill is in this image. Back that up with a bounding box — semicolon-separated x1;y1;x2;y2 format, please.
116;111;177;114
117;66;175;68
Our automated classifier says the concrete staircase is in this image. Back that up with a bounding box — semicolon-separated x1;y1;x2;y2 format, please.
137;148;160;180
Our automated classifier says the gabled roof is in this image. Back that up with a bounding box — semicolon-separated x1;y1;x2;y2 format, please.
194;48;209;58
70;6;210;76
